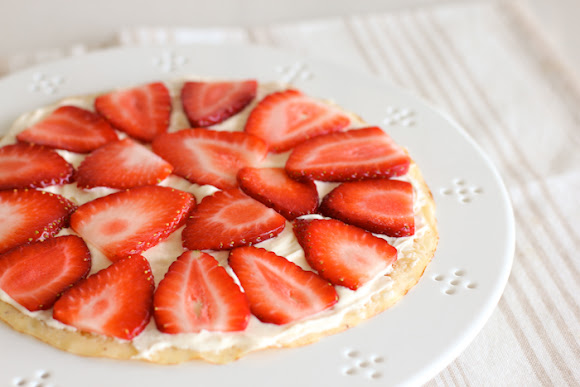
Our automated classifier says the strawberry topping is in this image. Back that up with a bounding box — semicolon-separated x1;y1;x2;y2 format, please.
293;218;398;290
237;167;319;220
53;255;155;340
154;250;250;333
152;128;268;190
320;179;415;237
285;126;410;182
76;138;173;189
16;105;118;153
70;186;195;261
229;246;338;325
181;80;257;127
182;189;286;250
95;82;171;142
0;235;91;311
0;189;76;254
0;143;74;190
244;89;351;153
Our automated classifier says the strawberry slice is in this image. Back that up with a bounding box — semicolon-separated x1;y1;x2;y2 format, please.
153;250;250;333
285;126;410;182
0;189;76;254
320;179;415;237
70;186;195;261
293;218;397;290
76;138;173;189
0;143;74;190
244;89;351;153
152;128;268;190
16;105;118;153
94;82;171;142
229;246;338;325
0;235;91;311
237;167;318;220
53;255;154;340
182;189;286;251
181;80;257;127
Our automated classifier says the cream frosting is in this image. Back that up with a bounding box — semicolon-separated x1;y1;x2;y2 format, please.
0;78;429;360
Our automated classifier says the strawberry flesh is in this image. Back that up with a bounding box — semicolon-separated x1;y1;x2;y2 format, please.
0;189;76;254
70;186;195;261
285;126;410;182
95;82;171;142
237;167;318;220
0;143;74;190
181;80;257;127
53;255;154;340
182;189;286;250
76;138;173;189
320;179;415;237
154;250;250;333
17;105;118;153
293;218;397;290
152;128;268;190
244;89;351;153
229;246;338;325
0;235;91;311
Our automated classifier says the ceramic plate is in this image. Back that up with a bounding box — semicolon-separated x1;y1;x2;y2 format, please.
0;45;514;387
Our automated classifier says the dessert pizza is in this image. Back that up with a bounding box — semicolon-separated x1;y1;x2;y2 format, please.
0;78;438;364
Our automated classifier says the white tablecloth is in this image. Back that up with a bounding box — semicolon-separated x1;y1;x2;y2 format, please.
1;1;578;385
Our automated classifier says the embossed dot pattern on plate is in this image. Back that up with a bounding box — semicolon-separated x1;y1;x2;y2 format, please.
440;178;483;203
276;62;313;84
433;269;478;295
29;73;64;95
342;348;385;380
382;106;415;127
152;50;188;73
11;370;55;387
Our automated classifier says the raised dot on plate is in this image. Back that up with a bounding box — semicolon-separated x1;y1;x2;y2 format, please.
346;349;359;358
345;368;357;376
371;372;383;379
454;178;465;186
12;378;25;386
372;356;384;363
359;360;370;368
433;274;444;281
466;282;477;289
472;187;484;194
450;279;460;285
454;270;465;276
445;288;456;295
36;370;50;379
460;197;472;203
440;188;453;195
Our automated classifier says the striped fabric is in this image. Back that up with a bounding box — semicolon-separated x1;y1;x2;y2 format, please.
3;1;579;385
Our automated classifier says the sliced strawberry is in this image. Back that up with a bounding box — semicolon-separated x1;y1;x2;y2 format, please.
182;189;286;250
76;138;173;189
53;255;154;340
237;167;318;220
0;235;91;311
229;246;338;325
0;143;74;190
320;179;414;237
70;186;195;261
152;128;268;190
16;105;118;153
0;189;76;254
181;80;257;127
293;218;397;290
94;82;171;142
285;126;410;182
154;250;250;333
244;89;351;153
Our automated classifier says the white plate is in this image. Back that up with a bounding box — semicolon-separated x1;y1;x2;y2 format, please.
0;45;514;387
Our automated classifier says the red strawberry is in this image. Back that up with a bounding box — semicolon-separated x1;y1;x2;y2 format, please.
181;80;257;127
154;250;250;333
0;235;91;311
70;186;195;261
237;167;318;220
152;128;268;190
94;82;171;142
320;179;414;237
182;189;286;251
293;218;397;290
0;143;74;190
229;246;338;325
53;255;154;340
285;126;410;182
244;89;351;153
76;138;173;189
16;105;118;153
0;189;76;254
